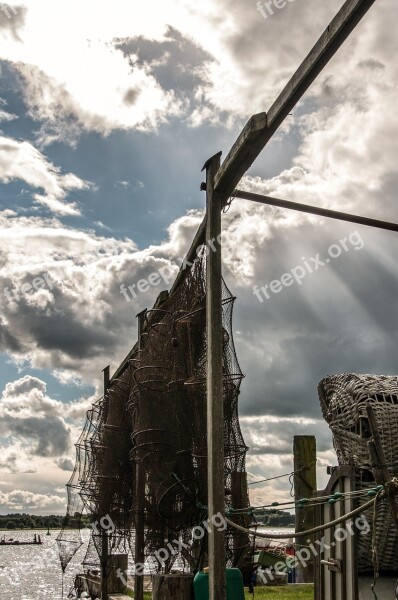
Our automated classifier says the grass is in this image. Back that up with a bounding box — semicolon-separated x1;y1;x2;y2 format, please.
124;590;151;599
245;585;314;599
127;585;314;599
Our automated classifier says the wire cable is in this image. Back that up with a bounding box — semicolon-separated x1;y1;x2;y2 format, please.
226;492;384;539
248;461;317;486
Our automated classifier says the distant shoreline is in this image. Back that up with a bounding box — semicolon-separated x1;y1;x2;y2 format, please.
0;527;61;532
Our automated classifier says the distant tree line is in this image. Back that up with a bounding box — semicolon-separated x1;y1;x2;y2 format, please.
0;510;294;530
254;509;295;527
0;513;91;530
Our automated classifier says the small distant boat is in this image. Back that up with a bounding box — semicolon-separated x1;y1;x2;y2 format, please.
0;535;43;546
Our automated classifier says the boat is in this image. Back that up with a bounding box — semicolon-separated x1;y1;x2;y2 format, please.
0;535;43;546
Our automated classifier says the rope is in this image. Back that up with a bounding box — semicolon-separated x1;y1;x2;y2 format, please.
248;461;317;486
229;484;383;514
226;492;385;539
222;194;235;213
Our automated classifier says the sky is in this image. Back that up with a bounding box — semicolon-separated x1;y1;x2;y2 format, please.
0;0;397;515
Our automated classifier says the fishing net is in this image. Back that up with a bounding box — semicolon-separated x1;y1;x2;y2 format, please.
318;373;398;572
58;251;250;585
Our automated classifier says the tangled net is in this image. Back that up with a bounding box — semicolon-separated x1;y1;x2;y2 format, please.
57;253;250;586
318;373;398;573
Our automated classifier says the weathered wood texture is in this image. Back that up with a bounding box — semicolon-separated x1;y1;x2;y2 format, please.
205;152;227;600
294;435;317;584
152;574;194;600
108;554;128;594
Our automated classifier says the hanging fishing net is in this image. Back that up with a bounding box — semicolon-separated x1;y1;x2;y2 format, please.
58;251;251;587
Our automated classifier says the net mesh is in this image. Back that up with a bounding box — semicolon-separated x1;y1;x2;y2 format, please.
318;373;398;573
58;252;250;581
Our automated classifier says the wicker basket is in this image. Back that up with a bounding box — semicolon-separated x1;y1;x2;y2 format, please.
318;373;398;572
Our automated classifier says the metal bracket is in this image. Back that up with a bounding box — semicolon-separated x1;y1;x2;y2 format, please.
321;558;342;572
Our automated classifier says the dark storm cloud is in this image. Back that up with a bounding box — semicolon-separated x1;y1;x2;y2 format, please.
1;287;119;361
115;26;211;96
0;317;23;352
230;218;398;421
55;457;74;471
27;308;117;359
1;416;71;457
123;88;139;106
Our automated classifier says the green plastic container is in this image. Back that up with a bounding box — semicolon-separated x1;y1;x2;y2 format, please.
193;568;245;600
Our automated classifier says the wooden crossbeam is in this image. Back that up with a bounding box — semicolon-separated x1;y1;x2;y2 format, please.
233;189;398;233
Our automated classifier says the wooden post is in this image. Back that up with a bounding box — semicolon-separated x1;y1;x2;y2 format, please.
366;405;398;531
134;310;147;600
152;574;194;600
103;365;110;393
108;554;128;594
204;151;226;600
101;365;111;600
294;435;317;583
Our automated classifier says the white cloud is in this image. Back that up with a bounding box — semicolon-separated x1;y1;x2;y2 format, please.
3;374;46;396
0;136;91;215
1;1;186;143
16;56;182;145
0;107;17;123
0;0;342;140
0;0;393;144
0;376;72;457
0;0;393;147
0;209;181;379
0;442;37;474
0;0;397;517
0;374;96;497
0;489;65;511
241;415;334;507
115;180;130;190
0;372;96;512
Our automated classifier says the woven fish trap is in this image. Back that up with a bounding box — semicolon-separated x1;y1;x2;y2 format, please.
318;373;398;572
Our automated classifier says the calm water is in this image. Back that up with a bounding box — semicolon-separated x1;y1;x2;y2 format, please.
0;527;293;599
0;529;90;600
